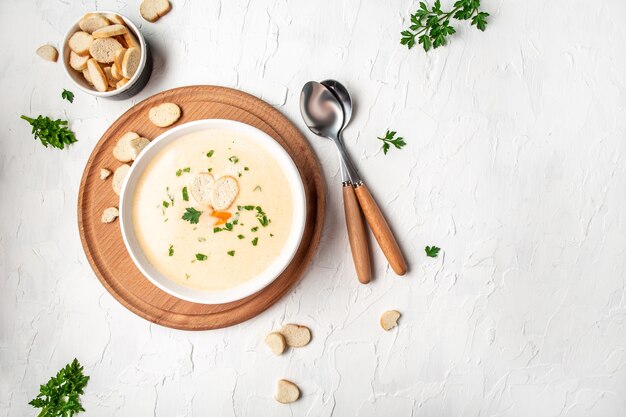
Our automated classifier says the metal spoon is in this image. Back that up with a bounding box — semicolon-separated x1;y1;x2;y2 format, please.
300;81;407;276
320;79;371;284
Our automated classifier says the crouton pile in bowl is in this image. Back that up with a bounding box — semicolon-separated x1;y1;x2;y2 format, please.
62;12;152;99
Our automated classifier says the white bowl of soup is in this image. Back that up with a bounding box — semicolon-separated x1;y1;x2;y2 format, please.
119;119;307;304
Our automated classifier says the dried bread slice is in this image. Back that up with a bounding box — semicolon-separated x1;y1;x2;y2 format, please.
92;24;128;39
113;132;150;162
264;332;286;355
210;176;239;210
112;164;131;195
79;13;110;33
121;46;141;79
36;45;58;62
116;78;130;89
100;168;112;180
68;31;93;55
87;59;108;92
110;63;123;80
148;102;181;127
101;207;119;223
104;13;125;25
82;68;93;85
89;37;124;63
140;0;172;22
274;380;300;404
103;66;117;88
69;50;89;70
380;310;401;331
280;324;311;348
113;48;126;72
190;173;215;206
122;31;140;48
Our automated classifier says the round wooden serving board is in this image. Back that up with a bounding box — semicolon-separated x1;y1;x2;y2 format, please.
78;85;325;330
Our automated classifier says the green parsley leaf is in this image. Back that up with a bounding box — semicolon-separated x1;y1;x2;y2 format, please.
182;187;189;201
227;250;235;256
162;200;169;208
425;245;441;258
181;207;202;224
61;89;74;103
237;234;245;239
251;237;258;246
377;130;406;155
29;358;89;417
229;156;239;163
168;245;174;256
195;253;207;261
401;0;489;52
176;167;191;176
251;226;259;232
20;115;77;150
206;150;214;157
213;227;222;233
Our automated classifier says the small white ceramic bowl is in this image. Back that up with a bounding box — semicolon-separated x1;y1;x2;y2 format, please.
61;11;152;100
119;119;307;304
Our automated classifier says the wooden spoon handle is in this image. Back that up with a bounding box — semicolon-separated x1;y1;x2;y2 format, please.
343;184;371;283
354;183;407;275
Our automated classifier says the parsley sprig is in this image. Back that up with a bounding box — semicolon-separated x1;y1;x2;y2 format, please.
21;115;77;150
401;0;489;51
378;130;406;155
29;358;89;417
425;245;441;258
182;207;202;224
61;89;74;103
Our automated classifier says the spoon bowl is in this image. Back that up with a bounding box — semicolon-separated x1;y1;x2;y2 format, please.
321;79;353;130
300;81;345;139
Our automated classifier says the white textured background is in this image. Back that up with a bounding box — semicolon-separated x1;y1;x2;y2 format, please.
1;0;626;416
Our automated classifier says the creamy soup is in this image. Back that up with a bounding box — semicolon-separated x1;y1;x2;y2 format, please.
132;129;294;291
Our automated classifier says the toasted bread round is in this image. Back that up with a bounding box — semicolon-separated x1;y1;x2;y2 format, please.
110;63;123;80
265;332;286;355
380;310;401;331
68;31;93;55
280;324;311;348
121;46;141;79
113;48;126;72
140;0;172;22
101;207;119;223
210;176;239;210
36;45;58;62
100;168;112;180
190;173;215;206
122;31;140;48
82;68;93;85
112;164;131;195
92;24;128;39
79;13;110;33
69;50;89;70
275;380;300;404
104;13;125;25
116;78;130;89
89;37;124;63
103;66;118;88
113;132;150;162
87;59;108;92
148;102;181;127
